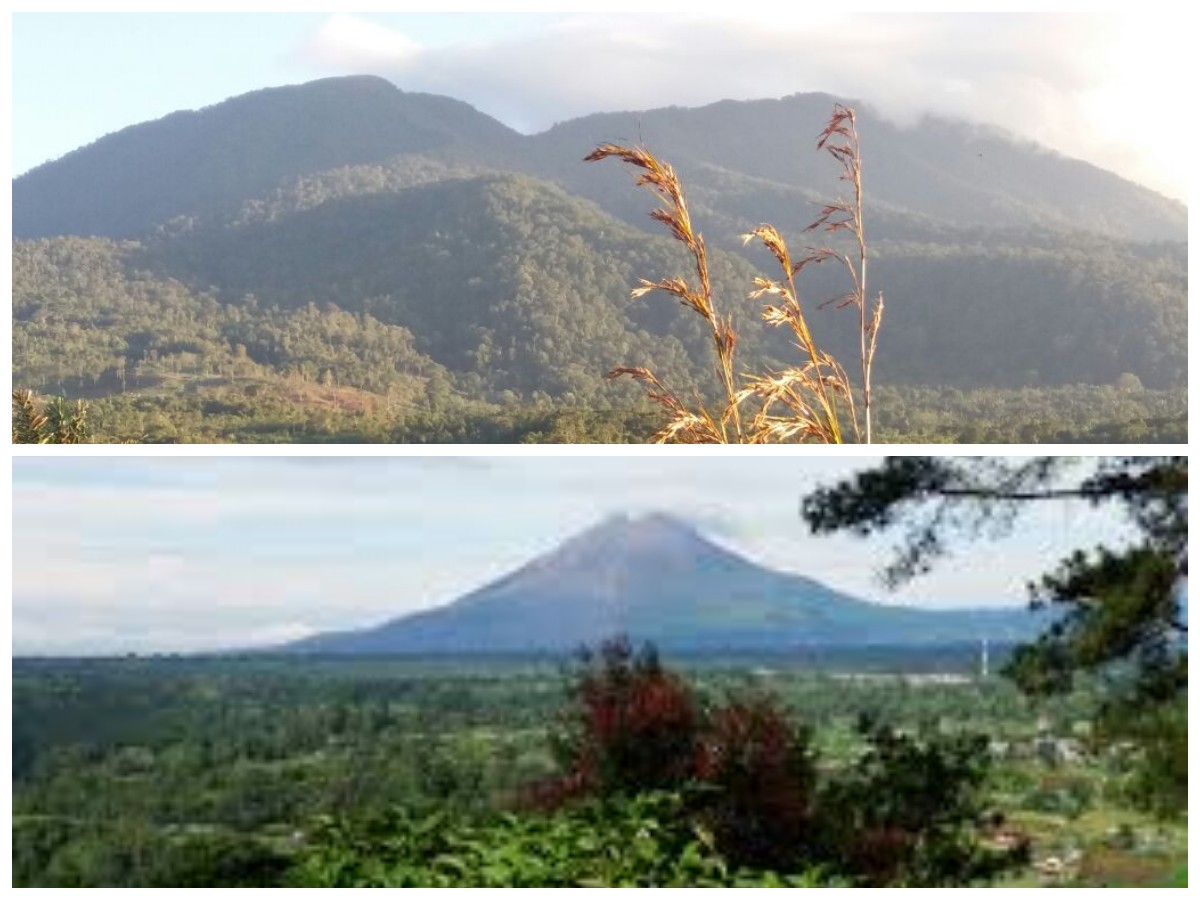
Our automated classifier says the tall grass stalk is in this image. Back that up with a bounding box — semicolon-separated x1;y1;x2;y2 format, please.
808;106;883;443
588;104;882;444
584;145;744;443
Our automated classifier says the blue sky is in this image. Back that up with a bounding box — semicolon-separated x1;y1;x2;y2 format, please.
10;13;555;176
12;456;1135;655
11;11;1189;201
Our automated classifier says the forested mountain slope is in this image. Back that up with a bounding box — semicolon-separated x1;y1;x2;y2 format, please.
15;77;1185;242
530;93;1186;241
11;76;1188;442
13;76;522;239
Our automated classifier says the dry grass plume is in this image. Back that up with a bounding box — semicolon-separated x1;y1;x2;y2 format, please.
588;104;883;444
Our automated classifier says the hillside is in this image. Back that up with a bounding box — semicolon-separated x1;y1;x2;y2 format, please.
287;513;1041;654
531;93;1187;242
13;76;522;239
133;174;776;401
15;78;1185;243
11;76;1189;441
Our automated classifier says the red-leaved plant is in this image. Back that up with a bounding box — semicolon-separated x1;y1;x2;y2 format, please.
527;638;815;871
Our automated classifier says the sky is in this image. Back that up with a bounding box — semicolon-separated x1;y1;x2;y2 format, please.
11;456;1136;656
10;10;1190;202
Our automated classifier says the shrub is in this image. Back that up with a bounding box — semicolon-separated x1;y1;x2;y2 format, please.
695;693;816;871
12;389;91;444
293;792;838;887
539;641;1023;886
811;716;1027;886
534;637;701;803
296;641;1026;887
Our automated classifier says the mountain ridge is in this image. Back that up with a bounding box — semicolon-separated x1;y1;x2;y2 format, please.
13;75;1185;242
12;76;523;240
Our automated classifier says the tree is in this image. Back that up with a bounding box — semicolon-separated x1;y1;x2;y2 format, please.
801;456;1187;816
811;716;1024;886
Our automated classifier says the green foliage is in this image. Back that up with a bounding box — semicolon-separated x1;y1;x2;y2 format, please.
140;832;293;888
69;383;1182;445
1111;697;1187;820
12;818;291;888
14;655;1184;888
10;128;1188;445
294;792;833;887
802;456;1188;819
812;718;1024;886
870;383;1187;444
12;237;443;406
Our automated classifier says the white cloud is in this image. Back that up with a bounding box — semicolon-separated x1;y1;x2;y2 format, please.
295;13;423;71
290;11;1188;200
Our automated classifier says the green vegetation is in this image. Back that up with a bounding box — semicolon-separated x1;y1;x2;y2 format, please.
295;793;805;887
10;78;1187;443
14;384;1188;450
531;638;1023;885
25;382;1183;444
12;650;1185;887
803;456;1188;821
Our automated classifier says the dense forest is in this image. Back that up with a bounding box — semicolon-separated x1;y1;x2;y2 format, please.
13;651;1186;887
11;77;1188;442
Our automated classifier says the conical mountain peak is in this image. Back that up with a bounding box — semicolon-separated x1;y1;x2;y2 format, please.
284;512;1042;655
541;512;721;574
584;510;700;540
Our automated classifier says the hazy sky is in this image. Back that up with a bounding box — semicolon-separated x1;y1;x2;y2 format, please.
12;456;1134;655
10;10;1189;202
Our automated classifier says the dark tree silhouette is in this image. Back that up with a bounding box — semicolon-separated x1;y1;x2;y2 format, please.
801;456;1187;816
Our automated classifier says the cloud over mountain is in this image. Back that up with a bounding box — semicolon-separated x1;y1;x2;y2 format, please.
292;12;1187;201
